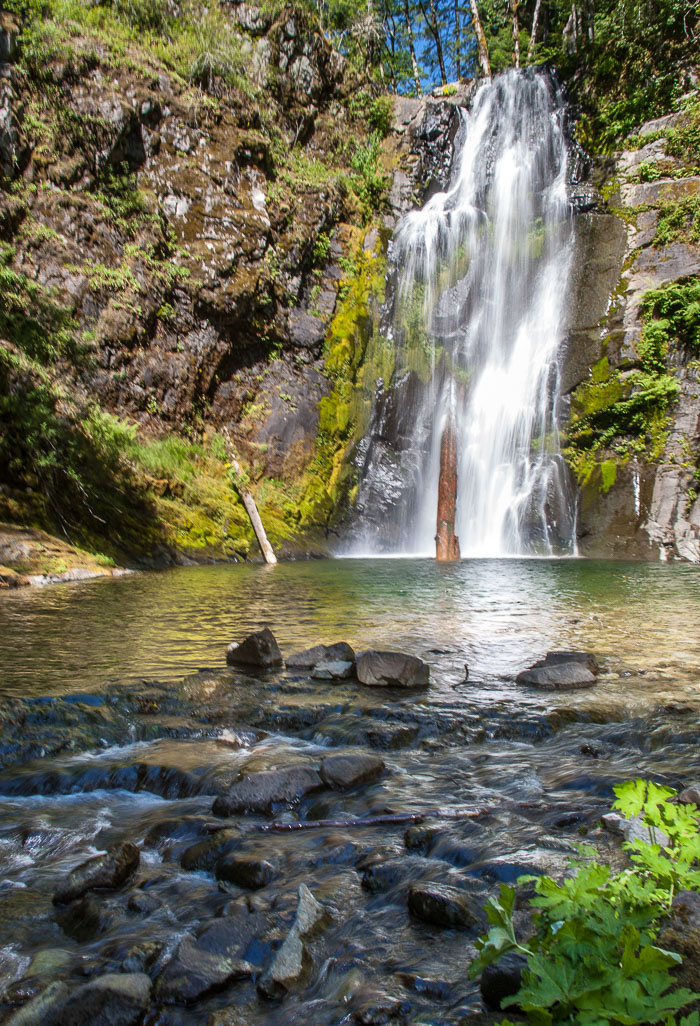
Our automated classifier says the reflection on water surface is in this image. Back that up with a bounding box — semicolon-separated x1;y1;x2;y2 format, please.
0;557;698;699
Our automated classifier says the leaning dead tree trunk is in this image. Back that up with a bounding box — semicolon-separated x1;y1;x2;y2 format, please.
222;432;277;566
469;0;492;77
435;420;461;561
527;0;542;61
510;0;520;67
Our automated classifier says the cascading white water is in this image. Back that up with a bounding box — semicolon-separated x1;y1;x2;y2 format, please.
352;70;578;557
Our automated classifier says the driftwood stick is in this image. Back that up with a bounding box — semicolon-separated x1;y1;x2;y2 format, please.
222;430;277;566
204;803;526;835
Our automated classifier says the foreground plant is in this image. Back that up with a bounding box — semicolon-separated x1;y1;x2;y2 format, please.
469;780;700;1025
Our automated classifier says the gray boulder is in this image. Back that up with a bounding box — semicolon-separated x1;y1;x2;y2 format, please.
516;662;596;689
156;935;252;1004
52;973;151;1026
212;766;324;816
311;659;355;680
320;753;385;791
408;883;481;929
286;642;355;669
356;650;429;687
257;884;330;998
53;842;139;904
226;628;283;670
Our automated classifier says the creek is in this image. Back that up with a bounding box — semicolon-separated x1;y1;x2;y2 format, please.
0;558;699;1025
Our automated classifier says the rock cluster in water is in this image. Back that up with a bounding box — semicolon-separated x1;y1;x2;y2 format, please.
3;628;700;1026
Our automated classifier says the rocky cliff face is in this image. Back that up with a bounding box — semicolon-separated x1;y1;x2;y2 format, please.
563;104;700;561
0;3;392;562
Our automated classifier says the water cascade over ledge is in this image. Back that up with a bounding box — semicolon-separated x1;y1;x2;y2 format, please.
349;71;579;557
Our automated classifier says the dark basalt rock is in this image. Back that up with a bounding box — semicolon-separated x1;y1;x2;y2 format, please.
516;662;596;689
480;952;527;1011
226;628;283;670
361;859;408;894
212;766;324;816
320;752;385;791
407;883;481;929
215;854;277;890
356;651;429;688
53;842;140;904
180;829;243;872
156;934;253;1004
52;973;152;1026
55;895;111;943
285;641;355;669
678;785;700;807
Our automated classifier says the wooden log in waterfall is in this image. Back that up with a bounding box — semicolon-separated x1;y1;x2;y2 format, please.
435;421;461;562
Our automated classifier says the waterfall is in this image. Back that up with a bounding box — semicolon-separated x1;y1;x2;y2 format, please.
349;70;578;557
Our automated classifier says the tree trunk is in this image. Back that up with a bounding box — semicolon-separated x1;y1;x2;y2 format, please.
469;0;491;77
435;421;461;562
428;0;448;85
527;0;542;61
454;0;462;78
510;0;520;66
403;0;423;94
222;434;277;566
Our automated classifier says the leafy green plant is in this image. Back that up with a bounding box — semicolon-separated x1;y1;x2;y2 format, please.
470;780;700;1025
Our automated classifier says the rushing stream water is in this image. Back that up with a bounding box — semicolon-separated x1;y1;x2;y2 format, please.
352;71;577;558
0;560;699;1025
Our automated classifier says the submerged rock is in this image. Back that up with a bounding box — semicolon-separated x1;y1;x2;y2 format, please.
212;766;324;816
180;828;243;871
407;883;480;929
226;628;283;670
257;883;330;999
516;662;596;689
52;973;151;1026
320;752;385;791
356;651;430;688
286;642;355;669
53;842;140;904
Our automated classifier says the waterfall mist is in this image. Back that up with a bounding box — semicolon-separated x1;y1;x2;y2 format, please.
347;70;578;557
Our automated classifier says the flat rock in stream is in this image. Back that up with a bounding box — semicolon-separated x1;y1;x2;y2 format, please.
212;766;324;816
408;883;481;929
311;659;355;680
53;842;140;904
516;662;596;689
52;973;151;1026
286;642;355;669
356;651;430;688
320;752;385;791
156;934;253;1004
533;650;600;674
226;628;283;670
